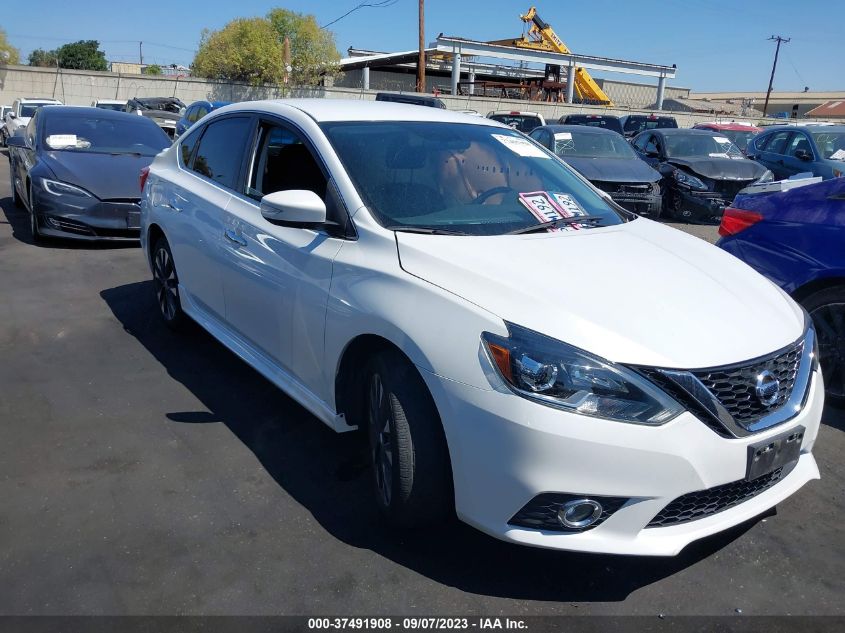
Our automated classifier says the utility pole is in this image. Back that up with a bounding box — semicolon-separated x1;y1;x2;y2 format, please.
763;35;789;117
416;0;425;93
139;41;143;65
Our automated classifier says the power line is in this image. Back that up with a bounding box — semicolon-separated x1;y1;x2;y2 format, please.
321;0;400;30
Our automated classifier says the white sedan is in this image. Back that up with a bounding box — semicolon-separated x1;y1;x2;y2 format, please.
140;99;823;556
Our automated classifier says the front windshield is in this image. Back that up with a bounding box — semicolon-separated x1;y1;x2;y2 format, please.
43;112;171;155
719;129;757;152
551;130;636;159
488;115;542;134
322;121;626;236
20;103;53;118
810;131;845;160
664;133;744;159
96;103;127;111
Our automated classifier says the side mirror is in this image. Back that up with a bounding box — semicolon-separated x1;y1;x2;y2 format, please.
8;112;16;119
260;190;327;227
5;135;28;148
795;149;812;161
645;150;660;158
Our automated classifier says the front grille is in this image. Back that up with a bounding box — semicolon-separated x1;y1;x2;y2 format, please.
713;179;754;200
692;340;803;426
592;181;653;196
509;493;628;532
646;462;795;527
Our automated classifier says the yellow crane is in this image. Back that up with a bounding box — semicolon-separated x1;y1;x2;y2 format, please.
503;6;613;105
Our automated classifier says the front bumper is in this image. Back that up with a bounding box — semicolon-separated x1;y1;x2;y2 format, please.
33;186;141;241
423;366;823;556
611;193;662;218
669;188;732;224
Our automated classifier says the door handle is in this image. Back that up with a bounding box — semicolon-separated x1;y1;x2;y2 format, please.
224;229;247;247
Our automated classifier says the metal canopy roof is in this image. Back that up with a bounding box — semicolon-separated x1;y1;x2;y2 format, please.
434;35;676;79
339;49;435;71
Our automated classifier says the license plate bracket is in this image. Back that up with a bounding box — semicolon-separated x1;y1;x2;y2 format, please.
746;426;804;481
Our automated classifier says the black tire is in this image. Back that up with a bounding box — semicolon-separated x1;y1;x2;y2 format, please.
27;183;41;242
10;158;22;208
365;349;453;527
151;237;187;331
800;286;845;407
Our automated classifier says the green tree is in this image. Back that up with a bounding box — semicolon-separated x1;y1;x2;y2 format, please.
55;40;108;71
192;18;284;85
28;48;58;67
266;8;340;85
0;28;21;65
144;64;163;75
191;9;340;86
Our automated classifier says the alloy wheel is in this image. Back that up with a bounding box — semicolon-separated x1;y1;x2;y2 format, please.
368;373;393;507
811;302;845;398
153;246;179;321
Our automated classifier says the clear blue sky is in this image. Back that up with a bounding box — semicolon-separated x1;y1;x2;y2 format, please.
4;0;840;92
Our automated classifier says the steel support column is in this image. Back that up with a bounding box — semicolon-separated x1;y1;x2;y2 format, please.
566;64;576;103
656;75;666;110
451;52;461;96
362;66;370;91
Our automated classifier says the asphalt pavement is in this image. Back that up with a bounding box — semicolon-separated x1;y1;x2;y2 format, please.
0;155;843;616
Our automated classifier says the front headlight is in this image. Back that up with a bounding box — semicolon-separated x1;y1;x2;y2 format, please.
672;169;708;190
41;178;93;198
482;323;684;425
755;169;774;184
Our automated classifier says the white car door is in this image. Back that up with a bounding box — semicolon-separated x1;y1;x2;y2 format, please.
159;116;254;321
220;119;346;400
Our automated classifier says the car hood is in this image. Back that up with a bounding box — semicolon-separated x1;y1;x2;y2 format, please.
42;151;155;200
667;156;766;180
396;218;804;369
561;156;661;183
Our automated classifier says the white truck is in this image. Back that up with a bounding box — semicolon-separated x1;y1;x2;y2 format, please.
1;97;63;146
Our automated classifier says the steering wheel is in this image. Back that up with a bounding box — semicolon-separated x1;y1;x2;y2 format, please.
472;186;515;205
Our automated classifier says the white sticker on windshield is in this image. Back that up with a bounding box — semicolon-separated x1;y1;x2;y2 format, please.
45;134;78;149
713;136;730;144
492;133;550;158
554;132;573;140
831;149;845;161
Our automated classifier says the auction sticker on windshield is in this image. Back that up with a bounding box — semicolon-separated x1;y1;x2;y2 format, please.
492;133;550;158
519;191;586;231
46;134;78;149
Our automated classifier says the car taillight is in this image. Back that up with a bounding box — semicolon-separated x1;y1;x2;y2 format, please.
718;207;763;237
140;166;151;192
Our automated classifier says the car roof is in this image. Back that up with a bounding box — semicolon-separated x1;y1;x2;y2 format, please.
539;124;619;135
621;114;676;120
757;124;845;132
694;122;761;131
39;105;154;121
21;97;62;103
217;99;506;126
564;113;620;120
648;128;720;136
488;110;541;117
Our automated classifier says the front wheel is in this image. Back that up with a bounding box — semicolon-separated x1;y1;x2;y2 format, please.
10;158;23;208
366;349;453;528
152;237;187;330
801;286;845;407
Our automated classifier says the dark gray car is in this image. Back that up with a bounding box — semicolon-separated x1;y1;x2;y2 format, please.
529;124;663;218
7;106;171;241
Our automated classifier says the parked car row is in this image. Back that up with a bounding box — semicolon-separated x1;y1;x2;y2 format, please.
2;97;835;558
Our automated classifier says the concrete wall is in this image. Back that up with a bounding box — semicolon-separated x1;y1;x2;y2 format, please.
0;63;724;127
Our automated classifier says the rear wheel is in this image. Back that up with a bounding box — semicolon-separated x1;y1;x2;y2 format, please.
152;237;186;331
801;286;845;407
365;349;453;527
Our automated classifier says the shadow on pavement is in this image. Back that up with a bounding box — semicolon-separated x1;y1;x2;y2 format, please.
101;279;774;602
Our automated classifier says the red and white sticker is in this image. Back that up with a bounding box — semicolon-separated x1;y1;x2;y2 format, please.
518;191;587;231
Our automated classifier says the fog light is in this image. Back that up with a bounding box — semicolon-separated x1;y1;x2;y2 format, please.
557;499;603;529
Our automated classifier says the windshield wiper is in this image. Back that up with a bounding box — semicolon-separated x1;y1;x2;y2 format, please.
507;215;606;235
385;225;470;236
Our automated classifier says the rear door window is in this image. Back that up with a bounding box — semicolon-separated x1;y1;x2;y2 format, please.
190;116;253;190
765;131;792;155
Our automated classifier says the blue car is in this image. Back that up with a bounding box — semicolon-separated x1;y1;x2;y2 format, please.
174;100;231;138
718;177;845;404
747;125;845;180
